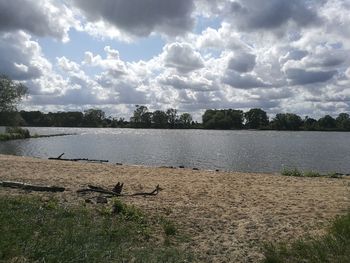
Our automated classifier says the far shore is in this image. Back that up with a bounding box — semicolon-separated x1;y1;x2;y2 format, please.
0;154;349;262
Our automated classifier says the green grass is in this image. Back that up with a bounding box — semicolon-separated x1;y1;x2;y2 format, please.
281;168;342;178
0;196;193;262
262;211;350;263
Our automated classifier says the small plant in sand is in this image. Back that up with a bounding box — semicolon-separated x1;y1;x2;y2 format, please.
282;168;343;178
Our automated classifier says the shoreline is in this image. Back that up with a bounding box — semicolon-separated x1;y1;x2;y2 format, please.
0;154;349;262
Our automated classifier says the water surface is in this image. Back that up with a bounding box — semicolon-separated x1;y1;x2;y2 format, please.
0;127;349;173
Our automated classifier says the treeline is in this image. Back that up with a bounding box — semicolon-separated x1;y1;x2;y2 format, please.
202;108;350;131
1;106;350;131
0;106;199;129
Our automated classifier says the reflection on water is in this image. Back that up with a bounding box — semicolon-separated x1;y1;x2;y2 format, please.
1;127;350;173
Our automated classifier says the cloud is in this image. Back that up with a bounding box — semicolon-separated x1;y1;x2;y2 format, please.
0;31;51;80
226;0;322;32
83;46;127;77
223;70;270;89
228;52;256;72
0;0;78;41
163;42;204;73
158;74;215;91
285;68;337;85
73;0;195;37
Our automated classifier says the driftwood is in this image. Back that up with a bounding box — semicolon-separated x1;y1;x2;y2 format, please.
49;153;108;163
0;181;65;192
77;182;162;197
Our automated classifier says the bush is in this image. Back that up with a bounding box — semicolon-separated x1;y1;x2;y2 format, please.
5;126;30;138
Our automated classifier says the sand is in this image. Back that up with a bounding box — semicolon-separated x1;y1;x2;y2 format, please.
0;154;349;262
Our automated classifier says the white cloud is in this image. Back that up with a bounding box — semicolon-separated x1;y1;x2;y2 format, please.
163;42;204;73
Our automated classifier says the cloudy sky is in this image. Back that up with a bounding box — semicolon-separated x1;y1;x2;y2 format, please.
1;0;349;120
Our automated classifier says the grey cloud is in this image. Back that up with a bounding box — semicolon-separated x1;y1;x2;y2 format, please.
286;68;337;85
228;52;256;73
280;49;308;64
228;0;321;31
164;43;204;73
223;71;270;89
73;0;194;36
159;75;214;91
0;0;73;40
97;73;149;105
308;51;347;68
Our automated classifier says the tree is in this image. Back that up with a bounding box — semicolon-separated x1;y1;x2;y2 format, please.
202;109;243;129
166;108;178;128
318;115;336;130
83;109;106;127
303;116;317;131
130;105;152;128
336;113;350;131
152;110;168;128
0;75;27;126
0;75;27;112
179;113;193;128
272;113;302;130
244;108;269;129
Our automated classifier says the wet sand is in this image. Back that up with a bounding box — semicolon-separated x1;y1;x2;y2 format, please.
0;154;349;262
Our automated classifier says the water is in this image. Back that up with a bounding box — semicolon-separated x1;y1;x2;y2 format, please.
0;127;350;173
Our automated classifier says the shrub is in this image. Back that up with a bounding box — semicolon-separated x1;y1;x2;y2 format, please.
5;126;30;138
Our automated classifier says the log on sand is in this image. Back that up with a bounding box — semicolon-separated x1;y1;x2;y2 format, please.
0;181;65;192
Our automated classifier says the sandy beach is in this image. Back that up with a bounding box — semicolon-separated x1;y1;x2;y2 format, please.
0;154;349;262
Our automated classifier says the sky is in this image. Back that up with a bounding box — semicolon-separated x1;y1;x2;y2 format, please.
0;0;349;120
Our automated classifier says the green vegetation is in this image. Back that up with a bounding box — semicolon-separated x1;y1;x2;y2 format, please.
0;127;30;141
0;196;193;263
262;211;350;263
2;107;349;131
281;168;342;178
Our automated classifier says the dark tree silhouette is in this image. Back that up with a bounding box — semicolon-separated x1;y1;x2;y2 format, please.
244;108;269;129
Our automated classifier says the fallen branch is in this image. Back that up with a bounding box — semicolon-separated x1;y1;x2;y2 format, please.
77;183;162;197
48;153;108;163
0;181;65;192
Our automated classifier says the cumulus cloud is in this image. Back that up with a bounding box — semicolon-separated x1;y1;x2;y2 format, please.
72;0;195;37
223;70;270;89
163;42;204;73
228;52;256;72
0;31;51;80
0;0;78;41
226;0;322;32
158;74;215;91
83;46;127;77
0;0;348;119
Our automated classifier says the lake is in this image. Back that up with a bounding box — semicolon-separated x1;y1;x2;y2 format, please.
0;127;350;173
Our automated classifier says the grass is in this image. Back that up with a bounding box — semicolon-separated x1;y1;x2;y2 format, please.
0;196;193;262
281;168;342;178
262;211;350;263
